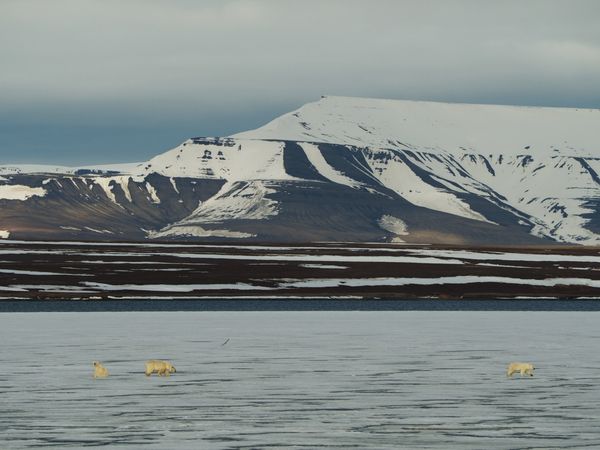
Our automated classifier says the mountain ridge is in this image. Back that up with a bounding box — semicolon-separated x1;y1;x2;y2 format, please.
234;96;600;157
1;96;599;245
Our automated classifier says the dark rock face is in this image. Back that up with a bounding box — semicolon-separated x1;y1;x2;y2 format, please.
210;180;544;244
0;174;224;241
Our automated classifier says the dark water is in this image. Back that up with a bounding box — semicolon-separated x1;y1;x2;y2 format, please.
2;298;600;312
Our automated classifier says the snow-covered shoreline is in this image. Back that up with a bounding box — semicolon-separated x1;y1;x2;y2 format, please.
2;241;600;300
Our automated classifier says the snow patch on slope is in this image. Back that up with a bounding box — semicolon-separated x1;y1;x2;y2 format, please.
457;154;600;244
86;176;145;205
0;230;10;239
300;143;362;188
84;227;113;235
149;226;254;239
0;185;47;201
186;181;278;223
169;178;180;194
378;215;409;242
92;178;118;204
145;182;160;204
366;151;493;223
153;180;278;239
113;177;134;202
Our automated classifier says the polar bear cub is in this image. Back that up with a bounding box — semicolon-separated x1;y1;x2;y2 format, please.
93;361;109;379
145;360;176;377
507;362;535;378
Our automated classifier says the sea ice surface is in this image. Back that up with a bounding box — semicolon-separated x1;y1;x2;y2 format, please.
1;311;599;449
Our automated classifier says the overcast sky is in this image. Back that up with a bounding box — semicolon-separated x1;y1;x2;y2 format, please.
1;0;599;165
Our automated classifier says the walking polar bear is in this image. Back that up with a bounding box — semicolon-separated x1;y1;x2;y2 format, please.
93;361;109;379
145;360;176;377
507;362;535;378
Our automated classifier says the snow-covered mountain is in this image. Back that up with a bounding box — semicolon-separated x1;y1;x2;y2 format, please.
1;96;599;244
234;96;598;157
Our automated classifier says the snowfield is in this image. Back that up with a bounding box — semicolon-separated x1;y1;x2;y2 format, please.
1;311;600;449
0;184;46;201
139;138;296;181
234;96;600;157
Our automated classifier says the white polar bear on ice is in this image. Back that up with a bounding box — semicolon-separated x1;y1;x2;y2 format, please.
506;362;535;378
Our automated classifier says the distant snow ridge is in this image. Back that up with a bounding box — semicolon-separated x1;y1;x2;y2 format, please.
0;163;140;176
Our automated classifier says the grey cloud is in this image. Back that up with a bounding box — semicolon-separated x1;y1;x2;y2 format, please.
0;0;599;163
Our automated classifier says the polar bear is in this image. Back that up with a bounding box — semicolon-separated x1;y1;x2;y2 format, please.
145;360;176;377
507;362;535;378
93;361;109;379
